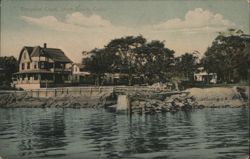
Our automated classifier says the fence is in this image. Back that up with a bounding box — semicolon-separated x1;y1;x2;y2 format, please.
26;86;172;98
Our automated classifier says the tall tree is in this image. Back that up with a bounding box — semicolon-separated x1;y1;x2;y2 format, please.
138;40;175;84
83;48;114;86
175;52;199;81
106;35;146;85
0;56;18;85
202;29;249;83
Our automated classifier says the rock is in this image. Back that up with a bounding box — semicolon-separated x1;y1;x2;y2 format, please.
131;100;140;106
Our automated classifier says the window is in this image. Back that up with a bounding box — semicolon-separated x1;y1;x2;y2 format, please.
40;62;45;69
22;63;25;70
27;62;30;69
34;75;38;80
34;62;37;69
24;52;26;59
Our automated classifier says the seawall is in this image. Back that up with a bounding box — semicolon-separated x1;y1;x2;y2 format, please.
0;89;116;108
0;86;248;109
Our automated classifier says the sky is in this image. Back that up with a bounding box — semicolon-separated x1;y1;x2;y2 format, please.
1;0;249;62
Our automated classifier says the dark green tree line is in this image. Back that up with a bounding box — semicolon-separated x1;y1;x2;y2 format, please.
0;56;18;86
202;29;250;83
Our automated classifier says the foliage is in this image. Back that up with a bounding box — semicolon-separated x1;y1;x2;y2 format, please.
202;29;250;83
83;48;115;85
138;40;175;84
0;56;18;85
175;52;199;81
106;35;147;85
83;29;249;86
83;35;175;85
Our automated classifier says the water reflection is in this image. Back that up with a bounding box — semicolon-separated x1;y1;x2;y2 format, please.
0;108;248;159
82;112;120;158
2;109;68;158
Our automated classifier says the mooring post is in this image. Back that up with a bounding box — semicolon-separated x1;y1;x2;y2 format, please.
128;96;131;114
54;89;57;97
117;95;131;113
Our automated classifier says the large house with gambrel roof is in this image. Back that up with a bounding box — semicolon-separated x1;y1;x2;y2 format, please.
13;43;73;89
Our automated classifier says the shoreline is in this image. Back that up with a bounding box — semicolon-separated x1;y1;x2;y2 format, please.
0;86;248;111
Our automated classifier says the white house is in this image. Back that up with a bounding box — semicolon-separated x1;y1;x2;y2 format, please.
13;43;72;89
194;67;217;84
72;63;90;83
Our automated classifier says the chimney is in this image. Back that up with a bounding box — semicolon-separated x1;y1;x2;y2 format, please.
44;43;47;48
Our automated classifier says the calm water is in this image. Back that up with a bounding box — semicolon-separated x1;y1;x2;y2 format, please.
0;108;249;159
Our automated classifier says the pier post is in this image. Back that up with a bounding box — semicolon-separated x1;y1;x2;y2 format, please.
54;89;57;97
37;89;40;98
117;95;130;113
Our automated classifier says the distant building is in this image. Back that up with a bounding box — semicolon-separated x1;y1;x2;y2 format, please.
13;43;72;89
71;63;91;84
194;67;217;84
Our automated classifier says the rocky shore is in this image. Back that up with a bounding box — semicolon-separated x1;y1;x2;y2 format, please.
129;93;200;114
128;86;249;114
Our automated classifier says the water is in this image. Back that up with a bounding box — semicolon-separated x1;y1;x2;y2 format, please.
0;108;249;159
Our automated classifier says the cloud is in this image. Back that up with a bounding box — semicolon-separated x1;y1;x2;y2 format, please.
21;9;237;34
21;13;114;34
15;8;239;62
65;12;112;28
154;8;236;32
21;15;86;32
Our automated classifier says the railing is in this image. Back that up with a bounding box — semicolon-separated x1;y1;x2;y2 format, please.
13;80;39;84
26;86;171;98
114;86;171;93
50;68;71;72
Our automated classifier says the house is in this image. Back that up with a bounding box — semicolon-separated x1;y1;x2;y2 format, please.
71;63;91;84
13;43;73;89
194;67;217;84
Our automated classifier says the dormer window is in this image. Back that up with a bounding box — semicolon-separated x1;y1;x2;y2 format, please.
24;52;26;59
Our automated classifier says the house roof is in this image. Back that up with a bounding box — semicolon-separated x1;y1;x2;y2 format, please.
42;48;72;63
24;47;34;55
18;45;72;63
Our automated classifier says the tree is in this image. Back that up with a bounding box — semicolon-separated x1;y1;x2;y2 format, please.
83;48;114;86
0;56;18;85
137;40;175;84
175;52;199;81
106;35;147;85
202;29;249;83
82;35;177;86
